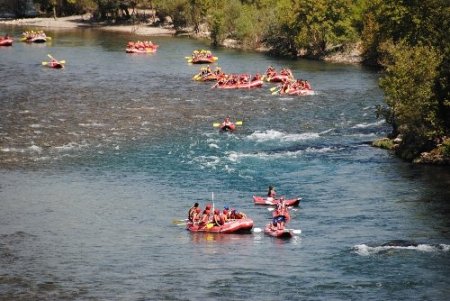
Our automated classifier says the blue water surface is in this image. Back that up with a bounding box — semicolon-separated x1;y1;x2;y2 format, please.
0;26;449;301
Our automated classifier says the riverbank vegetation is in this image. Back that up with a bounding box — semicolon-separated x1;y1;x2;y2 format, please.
30;1;450;164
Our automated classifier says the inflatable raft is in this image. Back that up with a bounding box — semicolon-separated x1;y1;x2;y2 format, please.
186;218;254;233
216;79;263;89
0;37;13;46
264;224;295;238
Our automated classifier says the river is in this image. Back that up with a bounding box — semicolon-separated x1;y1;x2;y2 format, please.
1;27;449;301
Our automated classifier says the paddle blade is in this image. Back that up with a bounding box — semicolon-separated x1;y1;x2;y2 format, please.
267;207;275;212
59;60;66;64
213;122;221;128
42;61;48;65
292;229;302;235
213;56;218;60
235;121;243;126
271;90;279;95
172;219;187;225
270;87;278;91
252;227;262;233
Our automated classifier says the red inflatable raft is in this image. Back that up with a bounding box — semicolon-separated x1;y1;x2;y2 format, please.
186;218;254;233
264;224;295;238
0;37;13;46
216;79;263;89
253;196;301;207
42;60;65;69
286;89;315;96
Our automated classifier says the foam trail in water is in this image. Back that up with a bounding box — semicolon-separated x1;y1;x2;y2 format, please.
353;243;450;256
246;130;320;143
351;120;385;129
226;146;338;162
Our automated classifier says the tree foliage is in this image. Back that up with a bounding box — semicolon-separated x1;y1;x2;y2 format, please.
364;0;450;160
379;42;443;159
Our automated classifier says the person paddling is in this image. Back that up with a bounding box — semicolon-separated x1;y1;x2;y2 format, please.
267;186;276;198
188;202;199;222
220;116;235;132
213;209;225;226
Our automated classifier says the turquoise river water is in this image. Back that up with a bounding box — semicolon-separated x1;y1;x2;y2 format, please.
0;27;449;300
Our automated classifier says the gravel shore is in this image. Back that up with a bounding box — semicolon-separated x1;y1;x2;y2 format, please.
0;15;176;36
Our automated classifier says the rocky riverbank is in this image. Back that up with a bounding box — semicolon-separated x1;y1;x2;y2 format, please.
0;15;176;36
373;137;450;165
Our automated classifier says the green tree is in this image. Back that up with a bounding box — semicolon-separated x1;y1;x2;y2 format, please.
263;0;298;56
208;10;225;46
379;41;443;160
293;0;358;55
234;4;261;48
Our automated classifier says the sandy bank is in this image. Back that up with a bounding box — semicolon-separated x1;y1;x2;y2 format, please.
0;15;176;36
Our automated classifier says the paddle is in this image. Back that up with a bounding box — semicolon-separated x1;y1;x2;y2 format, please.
287;229;302;235
271;88;281;95
211;81;220;89
252;227;301;235
270;86;280;92
172;219;188;225
267;206;298;211
42;60;65;65
213;121;243;127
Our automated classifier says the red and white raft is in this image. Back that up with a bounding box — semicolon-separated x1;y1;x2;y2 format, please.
253;196;301;207
186;218;254;234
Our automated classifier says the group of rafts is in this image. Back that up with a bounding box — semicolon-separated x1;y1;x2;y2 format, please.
184;188;302;239
0;30;65;68
7;31;63;68
190;54;314;95
0;30;51;46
